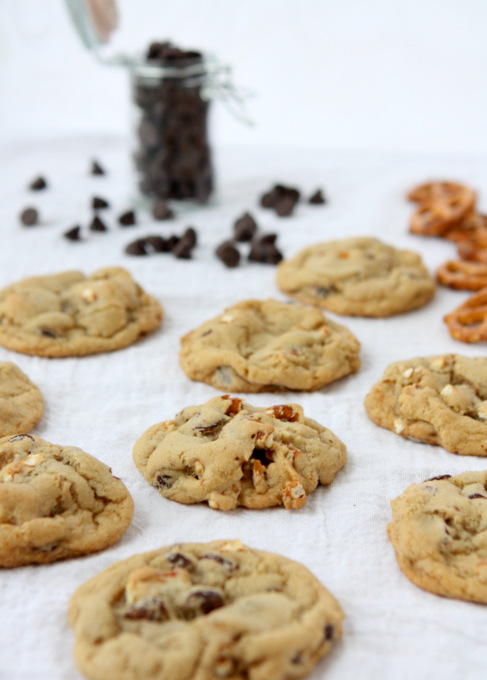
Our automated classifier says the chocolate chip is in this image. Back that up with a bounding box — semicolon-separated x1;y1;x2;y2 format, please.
315;285;337;297
251;449;273;467
424;474;452;482
28;176;47;191
8;434;35;442
274;196;296;217
309;189;326;205
145;235;169;252
172;239;193;259
185;589;224;617
124;599;168;621
182;227;197;248
41;329;56;338
166;235;181;251
125;238;148;256
167;552;193;569
20;207;39;226
156;474;173;488
201;553;235;570
64;226;82;241
260;184;300;212
91;159;105;175
468;493;487;499
234;212;257;242
324;624;335;641
249;234;283;264
152;199;174;221
119;210;137;227
216;241;240;268
89;215;108;232
92;196;110;210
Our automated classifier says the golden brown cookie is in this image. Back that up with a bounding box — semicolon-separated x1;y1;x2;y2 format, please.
364;354;487;455
0;362;43;437
0;434;134;566
0;267;162;357
179;298;360;392
132;395;347;510
69;539;344;680
388;472;487;603
275;237;435;317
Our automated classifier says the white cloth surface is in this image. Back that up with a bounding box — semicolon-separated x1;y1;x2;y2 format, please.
0;137;487;680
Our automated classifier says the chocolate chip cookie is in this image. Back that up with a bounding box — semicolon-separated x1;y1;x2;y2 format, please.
69;539;344;680
179;299;360;392
0;362;43;437
0;267;162;357
364;354;487;456
275;236;435;317
133;395;346;510
0;434;134;566
388;472;487;603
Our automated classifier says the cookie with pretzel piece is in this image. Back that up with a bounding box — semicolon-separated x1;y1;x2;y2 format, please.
0;434;134;566
69;539;344;680
132;395;346;510
388;472;487;603
364;354;487;455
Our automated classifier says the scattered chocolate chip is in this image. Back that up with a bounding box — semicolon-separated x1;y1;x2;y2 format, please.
182;227;197;248
156;474;173;488
234;212;257;242
309;189;326;204
172;239;193;259
119;210;137;227
274;196;296;217
20;207;39;226
91;159;105;176
249;233;283;264
41;329;56;338
166;235;181;251
167;552;193;569
92;196;110;210
260;184;300;215
324;624;335;641
185;590;224;617
89;215;108;232
424;474;452;482
28;176;47;191
468;493;487;499
216;241;240;268
145;235;169;252
64;225;82;241
125;238;148;256
152;199;174;221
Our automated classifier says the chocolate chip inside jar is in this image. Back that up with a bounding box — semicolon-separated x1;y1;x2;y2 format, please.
132;41;214;204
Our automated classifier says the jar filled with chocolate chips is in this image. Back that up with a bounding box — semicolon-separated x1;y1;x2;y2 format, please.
132;41;214;204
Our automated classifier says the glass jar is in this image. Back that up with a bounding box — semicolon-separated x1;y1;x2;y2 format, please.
131;47;214;204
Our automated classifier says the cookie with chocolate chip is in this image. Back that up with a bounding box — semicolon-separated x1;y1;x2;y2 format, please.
179;299;360;392
388;472;487;603
0;267;162;357
69;539;344;680
276;236;435;317
0;434;134;566
0;362;43;437
133;395;346;511
364;354;487;455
